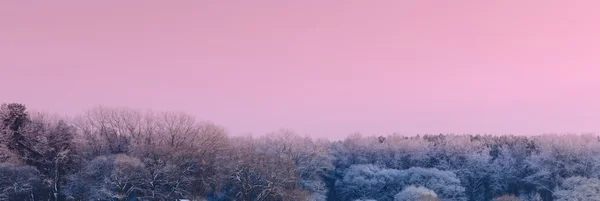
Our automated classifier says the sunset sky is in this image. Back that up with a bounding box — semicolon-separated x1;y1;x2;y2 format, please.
2;0;600;139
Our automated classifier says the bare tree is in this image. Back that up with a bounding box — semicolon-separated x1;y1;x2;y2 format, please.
0;164;42;201
66;154;145;201
226;135;308;201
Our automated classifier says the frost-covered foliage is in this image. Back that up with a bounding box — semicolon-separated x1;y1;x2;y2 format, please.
329;133;600;201
335;164;403;200
65;154;146;200
0;164;42;200
402;167;465;200
394;186;439;201
3;103;600;201
335;165;465;201
553;176;600;201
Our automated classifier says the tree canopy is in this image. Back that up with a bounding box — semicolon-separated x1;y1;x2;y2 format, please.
1;103;599;201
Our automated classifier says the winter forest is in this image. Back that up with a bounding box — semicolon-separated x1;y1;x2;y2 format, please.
1;103;600;201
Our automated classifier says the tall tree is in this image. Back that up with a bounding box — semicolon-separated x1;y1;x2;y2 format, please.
43;119;77;201
0;103;38;160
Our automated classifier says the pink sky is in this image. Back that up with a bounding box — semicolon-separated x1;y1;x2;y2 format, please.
1;0;600;139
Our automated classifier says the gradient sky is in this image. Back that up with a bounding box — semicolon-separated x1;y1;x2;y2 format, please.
2;0;600;139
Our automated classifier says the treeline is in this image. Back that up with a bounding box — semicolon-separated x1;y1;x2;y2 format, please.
1;103;600;201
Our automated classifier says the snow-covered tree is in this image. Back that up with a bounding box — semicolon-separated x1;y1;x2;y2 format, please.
335;164;403;201
554;176;600;201
394;186;439;201
401;167;466;201
524;134;600;200
65;154;145;201
0;164;42;200
336;165;465;201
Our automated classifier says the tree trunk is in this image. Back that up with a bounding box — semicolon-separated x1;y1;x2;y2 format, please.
52;158;64;201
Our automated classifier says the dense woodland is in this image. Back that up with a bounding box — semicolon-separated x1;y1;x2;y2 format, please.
1;103;600;201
